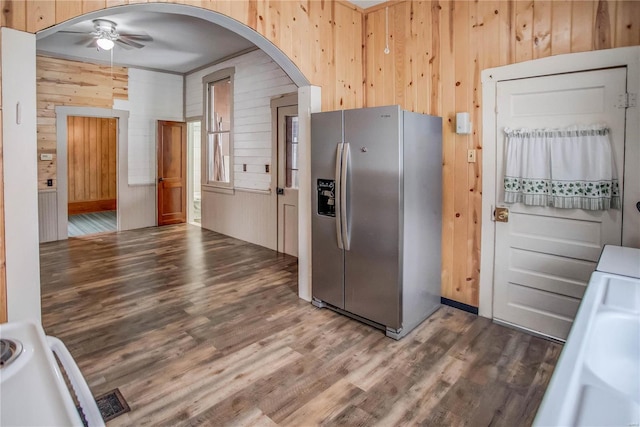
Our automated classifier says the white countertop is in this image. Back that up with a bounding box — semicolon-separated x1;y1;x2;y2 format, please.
597;245;640;278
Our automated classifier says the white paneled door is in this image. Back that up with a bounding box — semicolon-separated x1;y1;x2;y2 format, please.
494;68;627;340
277;105;299;257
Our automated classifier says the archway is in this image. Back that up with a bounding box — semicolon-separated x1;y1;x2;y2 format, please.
36;2;318;303
36;3;310;87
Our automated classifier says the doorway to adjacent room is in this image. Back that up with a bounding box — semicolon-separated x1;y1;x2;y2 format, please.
66;115;118;237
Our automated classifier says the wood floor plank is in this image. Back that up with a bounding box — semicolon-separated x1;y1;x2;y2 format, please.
39;224;562;426
280;379;365;426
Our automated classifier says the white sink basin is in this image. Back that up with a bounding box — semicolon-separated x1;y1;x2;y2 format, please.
585;312;640;400
574;385;640;427
535;261;640;427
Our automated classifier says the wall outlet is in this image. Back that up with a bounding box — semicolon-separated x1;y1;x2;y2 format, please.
467;149;477;163
40;153;53;161
46;179;53;187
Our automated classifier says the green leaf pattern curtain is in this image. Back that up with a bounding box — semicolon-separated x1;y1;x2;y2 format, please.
503;126;620;210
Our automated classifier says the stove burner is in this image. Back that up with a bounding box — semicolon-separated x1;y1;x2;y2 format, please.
0;338;22;368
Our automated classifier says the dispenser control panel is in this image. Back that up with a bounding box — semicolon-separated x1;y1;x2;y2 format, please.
317;179;335;217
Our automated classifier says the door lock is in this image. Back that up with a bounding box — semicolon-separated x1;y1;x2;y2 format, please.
495;207;509;222
276;187;284;195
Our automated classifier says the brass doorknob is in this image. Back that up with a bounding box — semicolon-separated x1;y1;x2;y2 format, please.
495;207;509;223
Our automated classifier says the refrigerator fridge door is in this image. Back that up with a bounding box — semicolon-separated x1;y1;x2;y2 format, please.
343;106;402;329
311;110;345;309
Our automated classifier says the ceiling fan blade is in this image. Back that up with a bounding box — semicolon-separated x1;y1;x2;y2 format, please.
85;39;99;49
57;30;91;35
73;35;96;46
118;33;153;42
116;38;145;49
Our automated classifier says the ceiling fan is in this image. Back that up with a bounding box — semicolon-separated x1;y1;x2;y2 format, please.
60;19;153;51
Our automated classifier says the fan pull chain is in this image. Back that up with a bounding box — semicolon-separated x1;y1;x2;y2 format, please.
110;48;114;114
384;7;390;55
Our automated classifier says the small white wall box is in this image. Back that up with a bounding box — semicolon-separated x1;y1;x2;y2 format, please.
456;112;472;134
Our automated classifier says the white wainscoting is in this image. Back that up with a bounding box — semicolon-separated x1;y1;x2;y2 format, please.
38;183;155;240
38;190;57;243
119;184;156;231
201;187;276;250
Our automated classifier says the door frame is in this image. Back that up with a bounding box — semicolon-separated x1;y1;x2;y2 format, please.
55;106;129;240
479;46;640;319
271;93;298;254
186;117;203;226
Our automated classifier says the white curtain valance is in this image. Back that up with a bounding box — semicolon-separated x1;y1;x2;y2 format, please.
503;125;620;210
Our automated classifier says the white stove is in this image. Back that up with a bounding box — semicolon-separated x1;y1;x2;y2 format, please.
0;321;104;427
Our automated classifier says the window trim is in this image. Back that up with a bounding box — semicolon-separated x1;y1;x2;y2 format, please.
202;67;235;191
270;93;298;195
186;118;203;224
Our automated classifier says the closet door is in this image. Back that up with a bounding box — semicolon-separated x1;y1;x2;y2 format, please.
493;68;626;341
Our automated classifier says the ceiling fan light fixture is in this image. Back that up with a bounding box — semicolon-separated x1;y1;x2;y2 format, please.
97;36;115;51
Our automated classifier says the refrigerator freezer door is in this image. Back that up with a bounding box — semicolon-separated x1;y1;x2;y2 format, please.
343;106;402;329
311;111;345;309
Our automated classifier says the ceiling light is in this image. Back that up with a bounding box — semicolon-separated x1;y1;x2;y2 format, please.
97;37;114;51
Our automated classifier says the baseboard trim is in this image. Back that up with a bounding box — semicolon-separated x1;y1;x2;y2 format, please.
493;318;565;344
441;297;478;315
69;199;117;215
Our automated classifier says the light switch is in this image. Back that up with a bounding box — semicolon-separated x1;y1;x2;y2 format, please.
467;149;476;163
40;153;53;161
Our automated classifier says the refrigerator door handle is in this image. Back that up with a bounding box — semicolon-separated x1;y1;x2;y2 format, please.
335;143;344;249
341;143;350;250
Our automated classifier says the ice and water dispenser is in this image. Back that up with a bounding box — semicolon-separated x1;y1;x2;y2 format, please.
316;179;335;217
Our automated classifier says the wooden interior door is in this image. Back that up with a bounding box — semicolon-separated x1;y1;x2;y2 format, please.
157;121;187;226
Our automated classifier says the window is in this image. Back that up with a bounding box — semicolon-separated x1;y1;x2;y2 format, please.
203;68;234;187
285;115;299;189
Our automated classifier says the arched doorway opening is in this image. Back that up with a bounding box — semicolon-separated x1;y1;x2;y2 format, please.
35;2;318;303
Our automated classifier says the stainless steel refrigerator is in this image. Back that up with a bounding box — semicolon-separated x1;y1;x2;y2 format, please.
311;105;442;339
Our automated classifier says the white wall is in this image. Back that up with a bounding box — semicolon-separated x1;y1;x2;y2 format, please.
2;28;41;322
108;68;183;230
186;49;297;191
184;49;297;249
118;68;184;185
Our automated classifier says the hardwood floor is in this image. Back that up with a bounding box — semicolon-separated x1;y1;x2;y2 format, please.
40;224;562;427
68;210;117;237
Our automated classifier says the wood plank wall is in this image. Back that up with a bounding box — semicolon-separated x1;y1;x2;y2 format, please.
67;116;117;215
364;0;640;307
36;55;127;190
0;0;364;112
